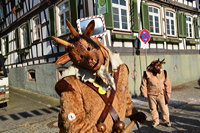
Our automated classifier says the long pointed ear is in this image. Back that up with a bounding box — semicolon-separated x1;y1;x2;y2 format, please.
55;53;71;65
83;20;95;37
51;36;71;47
161;58;166;64
66;19;79;38
161;58;165;62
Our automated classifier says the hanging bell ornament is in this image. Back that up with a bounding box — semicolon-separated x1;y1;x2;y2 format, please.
97;122;106;132
114;121;125;131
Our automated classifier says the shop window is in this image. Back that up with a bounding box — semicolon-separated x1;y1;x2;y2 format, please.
28;70;36;81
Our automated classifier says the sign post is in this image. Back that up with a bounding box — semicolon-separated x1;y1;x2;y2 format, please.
139;29;151;67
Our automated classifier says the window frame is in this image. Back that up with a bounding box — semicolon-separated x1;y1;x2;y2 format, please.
1;36;8;56
28;69;36;81
32;16;41;41
0;3;4;20
56;0;71;36
112;0;130;31
19;23;28;49
165;10;176;37
186;15;194;38
148;6;161;35
198;17;200;38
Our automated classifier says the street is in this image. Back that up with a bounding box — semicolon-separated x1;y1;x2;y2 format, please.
0;87;59;133
132;80;200;133
0;80;200;133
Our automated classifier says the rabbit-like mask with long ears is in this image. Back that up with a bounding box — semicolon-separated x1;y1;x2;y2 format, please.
51;20;108;71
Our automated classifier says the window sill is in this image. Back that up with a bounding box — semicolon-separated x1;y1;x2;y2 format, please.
166;34;177;37
150;32;162;36
186;37;195;39
112;28;131;33
32;39;41;44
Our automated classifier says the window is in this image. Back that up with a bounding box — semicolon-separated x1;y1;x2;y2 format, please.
112;0;130;30
149;6;161;34
1;37;8;56
19;24;28;48
56;0;70;36
166;11;176;36
186;16;193;38
0;55;6;77
28;70;36;81
0;4;3;20
32;16;41;41
198;18;200;38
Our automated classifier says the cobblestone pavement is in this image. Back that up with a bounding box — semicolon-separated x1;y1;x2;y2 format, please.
131;80;200;133
0;87;59;133
0;80;199;133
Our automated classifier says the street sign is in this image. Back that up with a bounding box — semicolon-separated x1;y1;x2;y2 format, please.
97;0;108;15
140;29;151;43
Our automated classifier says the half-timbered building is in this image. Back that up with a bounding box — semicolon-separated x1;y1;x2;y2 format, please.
0;0;200;96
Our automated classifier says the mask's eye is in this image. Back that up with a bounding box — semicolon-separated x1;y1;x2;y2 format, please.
80;55;83;58
87;47;91;51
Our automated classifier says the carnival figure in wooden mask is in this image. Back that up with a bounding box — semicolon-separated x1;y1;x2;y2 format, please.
51;20;146;133
51;20;108;71
141;59;172;128
147;58;166;74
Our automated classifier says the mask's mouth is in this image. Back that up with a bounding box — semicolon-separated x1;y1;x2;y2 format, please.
92;59;99;69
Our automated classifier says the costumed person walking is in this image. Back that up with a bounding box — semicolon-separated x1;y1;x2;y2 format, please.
140;59;171;128
51;20;146;133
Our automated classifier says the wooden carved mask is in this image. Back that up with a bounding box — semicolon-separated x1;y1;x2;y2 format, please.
51;20;106;71
148;59;166;73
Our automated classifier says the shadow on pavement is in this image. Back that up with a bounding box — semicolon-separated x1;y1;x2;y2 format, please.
133;107;200;133
0;105;60;121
